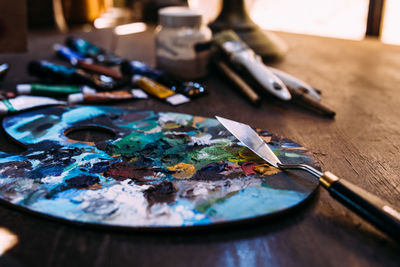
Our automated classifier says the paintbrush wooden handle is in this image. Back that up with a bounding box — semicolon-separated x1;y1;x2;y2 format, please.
215;61;261;105
320;172;400;242
287;86;335;118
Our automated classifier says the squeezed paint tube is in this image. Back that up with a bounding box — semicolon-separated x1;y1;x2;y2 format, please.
0;95;65;115
54;44;123;80
121;60;207;98
28;61;124;91
132;75;190;106
66;37;123;66
17;84;96;97
68;89;148;104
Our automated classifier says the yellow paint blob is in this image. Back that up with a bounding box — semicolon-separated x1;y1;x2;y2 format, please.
254;164;281;176
163;122;183;129
128;157;138;163
167;163;196;179
239;149;263;161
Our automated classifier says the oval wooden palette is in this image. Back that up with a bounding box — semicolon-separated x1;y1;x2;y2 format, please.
0;106;319;229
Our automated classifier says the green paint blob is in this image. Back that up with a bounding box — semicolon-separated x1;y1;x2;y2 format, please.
110;131;163;156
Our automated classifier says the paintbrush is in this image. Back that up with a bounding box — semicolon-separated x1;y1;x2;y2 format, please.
287;86;335;118
212;31;335;117
267;66;321;101
212;30;291;101
214;59;261;105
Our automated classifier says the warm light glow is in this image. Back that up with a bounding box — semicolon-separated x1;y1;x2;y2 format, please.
250;0;369;40
381;0;400;45
187;0;400;45
0;227;18;256
187;0;221;23
94;8;136;30
114;22;147;36
94;17;115;29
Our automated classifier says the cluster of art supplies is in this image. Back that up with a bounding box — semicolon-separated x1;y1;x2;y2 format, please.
0;6;335;118
0;35;210;115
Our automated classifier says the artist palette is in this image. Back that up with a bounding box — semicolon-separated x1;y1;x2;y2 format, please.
0;106;319;229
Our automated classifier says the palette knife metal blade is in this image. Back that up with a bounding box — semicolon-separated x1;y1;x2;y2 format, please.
216;115;400;243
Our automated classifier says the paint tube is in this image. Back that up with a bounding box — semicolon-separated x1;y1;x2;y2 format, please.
0;95;65;115
28;61;124;91
68;89;148;104
17;84;96;97
54;44;91;65
132;75;190;106
121;60;207;98
54;44;123;80
66;37;123;66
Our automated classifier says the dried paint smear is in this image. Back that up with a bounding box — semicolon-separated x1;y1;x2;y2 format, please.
0;106;319;228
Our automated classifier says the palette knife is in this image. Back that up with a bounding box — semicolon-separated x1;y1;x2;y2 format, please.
216;116;400;243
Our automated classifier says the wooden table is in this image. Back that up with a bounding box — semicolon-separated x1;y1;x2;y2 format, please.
0;27;399;267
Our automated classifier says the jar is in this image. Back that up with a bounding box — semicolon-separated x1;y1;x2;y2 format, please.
155;6;212;80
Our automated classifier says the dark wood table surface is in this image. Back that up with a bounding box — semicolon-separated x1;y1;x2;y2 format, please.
0;27;399;267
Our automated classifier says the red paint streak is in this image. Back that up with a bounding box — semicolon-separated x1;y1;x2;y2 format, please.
241;162;256;176
104;161;155;181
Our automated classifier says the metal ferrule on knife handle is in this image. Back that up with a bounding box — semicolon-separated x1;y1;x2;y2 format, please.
324;174;400;242
319;171;339;188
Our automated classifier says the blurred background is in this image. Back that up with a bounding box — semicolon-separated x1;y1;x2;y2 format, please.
0;0;396;54
24;0;398;45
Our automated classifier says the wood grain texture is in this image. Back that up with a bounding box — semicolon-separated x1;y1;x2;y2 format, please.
0;28;399;267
